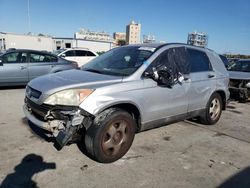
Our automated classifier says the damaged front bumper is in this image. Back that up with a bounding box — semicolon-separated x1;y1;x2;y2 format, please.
229;87;250;100
23;98;93;148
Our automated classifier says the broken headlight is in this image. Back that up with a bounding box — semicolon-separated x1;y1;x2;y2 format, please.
44;89;94;106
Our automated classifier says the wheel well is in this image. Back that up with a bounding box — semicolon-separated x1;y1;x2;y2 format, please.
102;103;141;132
216;90;226;110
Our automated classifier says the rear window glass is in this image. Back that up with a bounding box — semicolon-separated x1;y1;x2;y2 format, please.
87;51;96;56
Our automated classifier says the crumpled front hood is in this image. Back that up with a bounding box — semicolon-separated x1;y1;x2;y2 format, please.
229;71;250;80
28;69;123;96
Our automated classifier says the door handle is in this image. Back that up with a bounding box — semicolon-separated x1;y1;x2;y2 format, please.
208;74;215;78
20;66;27;70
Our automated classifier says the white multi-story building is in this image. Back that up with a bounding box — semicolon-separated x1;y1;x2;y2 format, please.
126;21;141;44
187;31;208;47
75;29;111;42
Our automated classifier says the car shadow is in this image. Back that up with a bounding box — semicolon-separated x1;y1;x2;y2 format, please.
217;167;250;188
0;154;56;188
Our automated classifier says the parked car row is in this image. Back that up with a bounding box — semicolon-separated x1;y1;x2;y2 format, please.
0;49;78;86
52;48;98;67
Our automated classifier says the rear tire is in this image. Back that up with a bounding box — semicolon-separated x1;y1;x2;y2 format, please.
85;108;136;163
200;93;222;125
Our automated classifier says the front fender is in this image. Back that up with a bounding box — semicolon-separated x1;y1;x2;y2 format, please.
79;94;141;116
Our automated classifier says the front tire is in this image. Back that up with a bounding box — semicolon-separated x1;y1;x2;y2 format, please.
85;108;136;163
200;93;222;125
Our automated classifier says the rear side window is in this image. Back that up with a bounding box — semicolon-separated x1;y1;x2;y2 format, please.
64;50;74;57
45;55;57;62
30;53;58;63
187;49;212;72
75;50;87;56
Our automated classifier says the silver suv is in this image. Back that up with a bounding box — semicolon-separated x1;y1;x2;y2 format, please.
23;43;229;163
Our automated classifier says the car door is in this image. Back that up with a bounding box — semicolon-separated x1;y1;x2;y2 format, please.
28;52;58;81
186;48;216;112
75;50;89;66
141;47;189;128
62;50;75;62
0;51;28;85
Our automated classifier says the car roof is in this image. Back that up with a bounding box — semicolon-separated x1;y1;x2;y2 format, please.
3;49;56;56
59;48;90;51
125;43;213;53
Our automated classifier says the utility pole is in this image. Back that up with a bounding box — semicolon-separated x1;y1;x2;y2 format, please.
27;0;31;32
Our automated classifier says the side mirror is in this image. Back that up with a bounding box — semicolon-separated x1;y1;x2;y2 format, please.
157;69;174;87
144;68;174;87
143;71;154;79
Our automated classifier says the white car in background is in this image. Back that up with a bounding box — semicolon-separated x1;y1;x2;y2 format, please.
53;48;98;67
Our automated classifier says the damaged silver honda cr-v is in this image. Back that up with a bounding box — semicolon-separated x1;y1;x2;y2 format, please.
23;43;229;163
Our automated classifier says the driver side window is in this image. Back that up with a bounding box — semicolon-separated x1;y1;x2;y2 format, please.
146;47;189;75
146;50;170;73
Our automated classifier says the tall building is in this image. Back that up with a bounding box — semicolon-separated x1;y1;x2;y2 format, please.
187;31;208;47
75;28;111;42
126;21;141;44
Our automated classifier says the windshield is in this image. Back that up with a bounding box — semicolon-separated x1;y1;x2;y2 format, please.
52;49;65;55
227;60;250;72
81;46;155;76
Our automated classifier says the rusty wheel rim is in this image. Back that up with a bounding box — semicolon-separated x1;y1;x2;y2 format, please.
101;120;129;156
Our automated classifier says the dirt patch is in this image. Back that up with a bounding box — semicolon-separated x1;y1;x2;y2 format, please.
163;136;171;141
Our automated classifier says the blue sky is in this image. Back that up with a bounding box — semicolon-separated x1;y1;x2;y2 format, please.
0;0;249;54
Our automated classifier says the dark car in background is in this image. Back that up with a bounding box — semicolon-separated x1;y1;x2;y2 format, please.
219;55;230;68
228;59;250;101
0;49;78;86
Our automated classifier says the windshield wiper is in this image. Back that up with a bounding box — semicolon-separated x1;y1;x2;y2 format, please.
84;68;103;74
